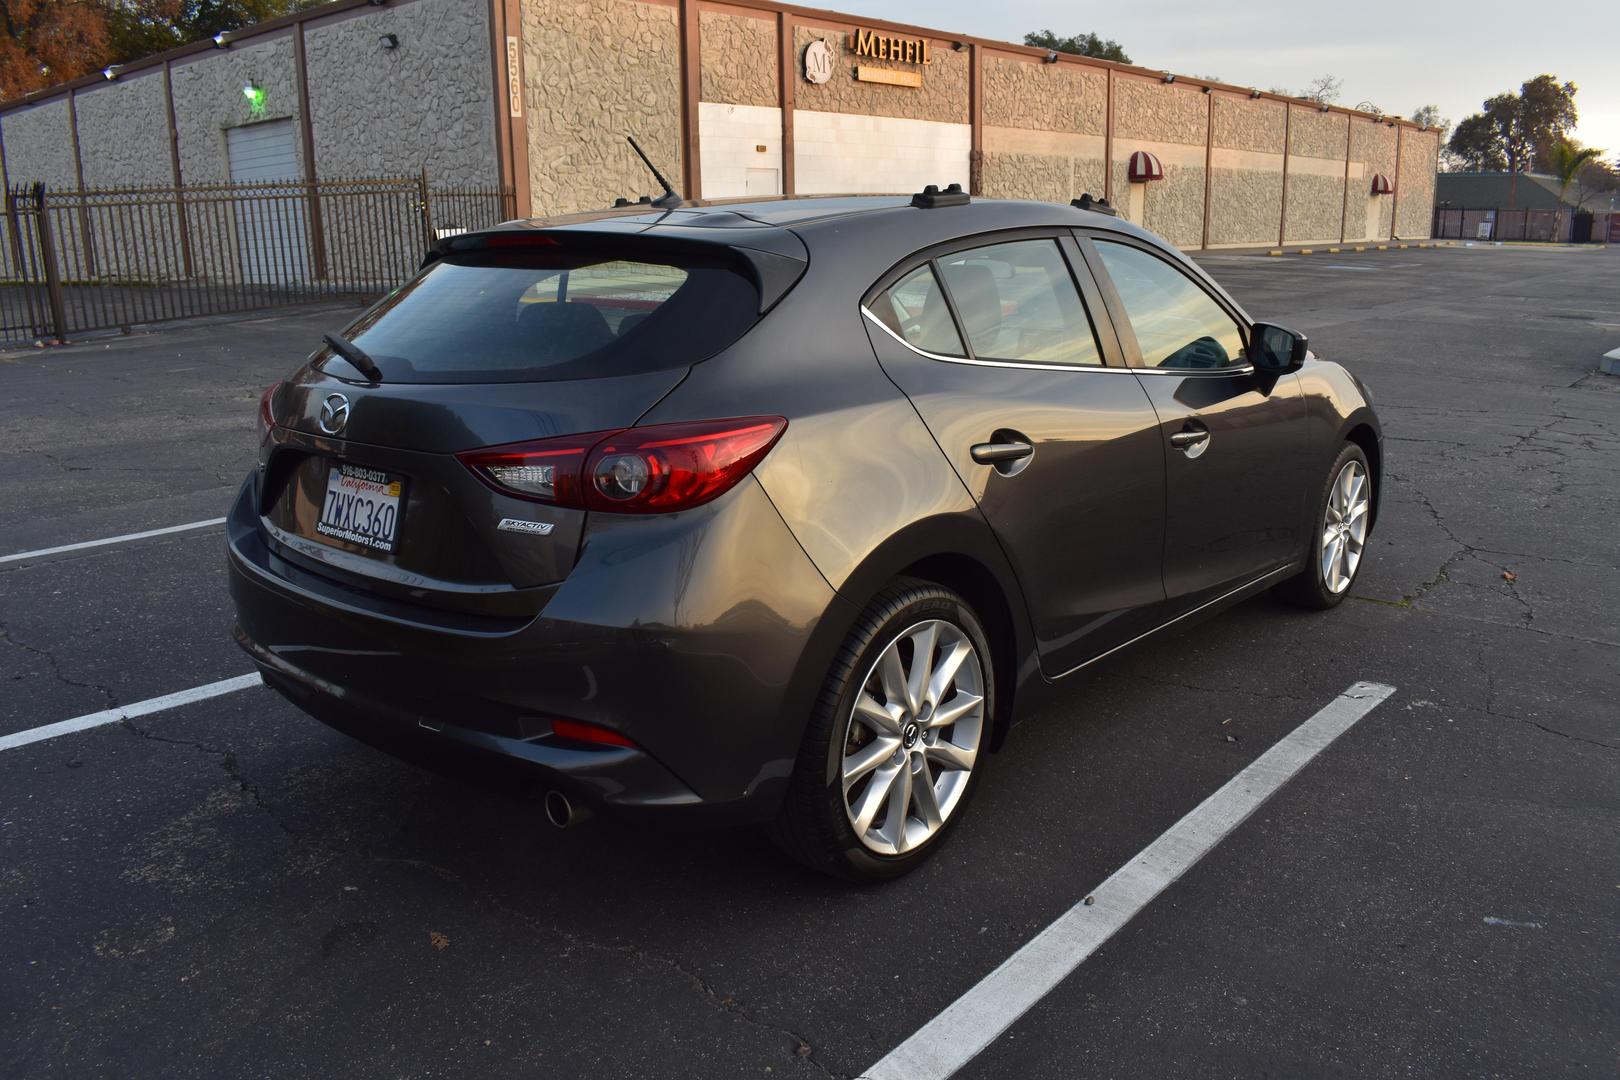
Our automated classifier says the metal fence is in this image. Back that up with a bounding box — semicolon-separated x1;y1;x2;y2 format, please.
1432;206;1619;244
0;175;515;346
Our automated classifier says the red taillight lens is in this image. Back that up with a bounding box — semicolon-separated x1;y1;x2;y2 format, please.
258;381;280;440
584;417;787;513
458;417;787;515
551;718;637;748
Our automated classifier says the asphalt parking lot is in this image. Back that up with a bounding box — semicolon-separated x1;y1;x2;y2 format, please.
3;243;1617;1078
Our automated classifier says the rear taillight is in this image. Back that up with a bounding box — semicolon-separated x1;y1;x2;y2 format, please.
258;382;280;441
457;417;787;514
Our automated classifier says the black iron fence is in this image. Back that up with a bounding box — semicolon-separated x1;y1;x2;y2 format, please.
1432;206;1620;244
0;175;515;346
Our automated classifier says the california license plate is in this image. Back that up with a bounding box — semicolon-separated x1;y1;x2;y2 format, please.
316;463;405;554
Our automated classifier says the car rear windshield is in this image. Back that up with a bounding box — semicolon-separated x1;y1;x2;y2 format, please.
320;244;762;383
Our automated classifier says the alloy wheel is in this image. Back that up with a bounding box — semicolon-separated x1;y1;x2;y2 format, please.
840;619;985;856
1320;459;1370;594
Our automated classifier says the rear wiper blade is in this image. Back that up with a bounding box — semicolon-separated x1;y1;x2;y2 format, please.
322;332;383;382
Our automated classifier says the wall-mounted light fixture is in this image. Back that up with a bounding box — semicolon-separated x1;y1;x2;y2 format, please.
1200;85;1211;94
379;33;400;49
1249;88;1262;99
1043;50;1059;63
1319;104;1331;112
242;81;267;119
951;41;965;52
212;31;230;48
366;0;389;6
1162;73;1176;84
101;66;119;81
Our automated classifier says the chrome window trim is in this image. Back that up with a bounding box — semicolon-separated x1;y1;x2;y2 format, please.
861;308;1254;377
1051;564;1293;681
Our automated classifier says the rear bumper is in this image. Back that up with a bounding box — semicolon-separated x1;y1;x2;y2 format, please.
226;472;851;824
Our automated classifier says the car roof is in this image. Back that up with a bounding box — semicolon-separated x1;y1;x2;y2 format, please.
488;194;1157;246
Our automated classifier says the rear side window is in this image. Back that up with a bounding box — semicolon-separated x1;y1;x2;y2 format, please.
936;240;1102;366
871;264;967;357
324;247;761;383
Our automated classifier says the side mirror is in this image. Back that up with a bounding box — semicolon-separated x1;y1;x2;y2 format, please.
1249;322;1308;374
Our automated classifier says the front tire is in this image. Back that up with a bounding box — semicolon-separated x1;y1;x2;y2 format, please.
1282;442;1372;609
773;580;992;881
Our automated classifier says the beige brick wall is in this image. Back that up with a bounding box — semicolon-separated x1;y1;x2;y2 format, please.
983;54;1105;134
1;99;79;188
523;0;682;215
1396;127;1438;239
700;9;777;108
72;73;174;188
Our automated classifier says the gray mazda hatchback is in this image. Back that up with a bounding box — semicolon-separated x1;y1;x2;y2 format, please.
229;189;1381;880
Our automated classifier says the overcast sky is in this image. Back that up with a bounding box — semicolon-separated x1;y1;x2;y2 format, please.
876;0;1620;160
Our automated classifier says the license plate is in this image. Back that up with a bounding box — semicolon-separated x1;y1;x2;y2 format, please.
316;463;405;554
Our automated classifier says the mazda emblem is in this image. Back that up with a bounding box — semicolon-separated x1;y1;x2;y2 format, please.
318;393;350;435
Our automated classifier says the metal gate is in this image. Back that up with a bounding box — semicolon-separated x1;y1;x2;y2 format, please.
0;176;516;346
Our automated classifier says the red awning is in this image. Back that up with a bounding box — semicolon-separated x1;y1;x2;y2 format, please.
1370;173;1394;195
1127;150;1164;183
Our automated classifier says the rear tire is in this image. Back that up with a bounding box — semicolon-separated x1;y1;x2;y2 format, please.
772;580;993;882
1281;442;1372;610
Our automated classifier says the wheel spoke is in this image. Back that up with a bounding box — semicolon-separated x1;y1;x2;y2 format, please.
850;762;899;837
843;735;899;783
854;692;902;736
912;759;943;829
926;639;973;707
883;761;913;851
877;645;909;715
905;623;938;715
927;689;982;730
926;737;976;773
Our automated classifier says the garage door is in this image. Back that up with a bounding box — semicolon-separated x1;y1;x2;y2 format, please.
225;120;309;285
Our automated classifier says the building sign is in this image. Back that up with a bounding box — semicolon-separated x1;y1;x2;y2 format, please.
506;36;522;118
803;39;833;84
849;29;933;66
855;66;922;88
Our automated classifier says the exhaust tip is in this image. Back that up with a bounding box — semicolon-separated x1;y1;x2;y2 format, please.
543;789;574;829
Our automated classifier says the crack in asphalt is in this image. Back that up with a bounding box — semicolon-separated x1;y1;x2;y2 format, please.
0;618;119;708
116;718;297;835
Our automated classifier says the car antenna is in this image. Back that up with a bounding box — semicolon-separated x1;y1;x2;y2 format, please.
626;135;683;209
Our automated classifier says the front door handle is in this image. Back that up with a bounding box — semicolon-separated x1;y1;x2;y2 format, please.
1169;423;1211;458
971;440;1034;465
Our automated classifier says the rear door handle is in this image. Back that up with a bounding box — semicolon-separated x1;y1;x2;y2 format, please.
970;440;1034;465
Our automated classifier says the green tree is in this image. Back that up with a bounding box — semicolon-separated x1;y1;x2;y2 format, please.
1548;139;1603;210
1447;76;1579;200
103;0;323;65
1410;104;1449;140
1023;29;1130;63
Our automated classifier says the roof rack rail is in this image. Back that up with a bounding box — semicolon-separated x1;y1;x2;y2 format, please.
1071;193;1118;217
911;183;969;209
611;195;655;208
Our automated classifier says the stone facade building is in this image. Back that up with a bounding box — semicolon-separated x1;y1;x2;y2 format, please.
0;0;1440;247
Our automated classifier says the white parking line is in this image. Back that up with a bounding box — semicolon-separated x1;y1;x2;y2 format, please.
0;517;226;565
861;680;1397;1080
0;673;262;753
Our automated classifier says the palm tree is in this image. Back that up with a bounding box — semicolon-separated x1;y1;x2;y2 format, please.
1549;139;1602;209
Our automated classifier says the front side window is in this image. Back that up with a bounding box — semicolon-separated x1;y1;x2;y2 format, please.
936;239;1103;366
1093;241;1247;370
